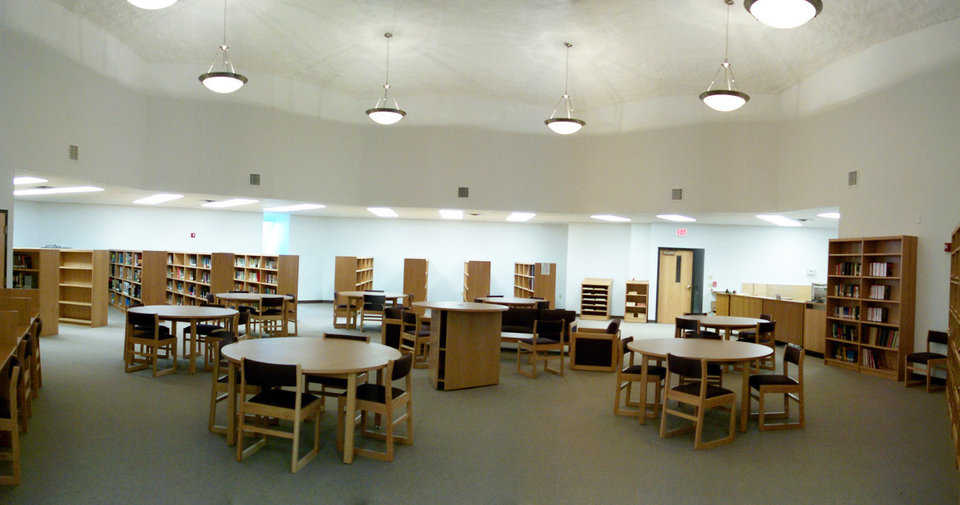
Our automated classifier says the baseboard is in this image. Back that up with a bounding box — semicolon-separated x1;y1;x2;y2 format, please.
298;299;332;304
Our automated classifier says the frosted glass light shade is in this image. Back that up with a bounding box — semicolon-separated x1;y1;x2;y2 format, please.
699;89;750;112
127;0;178;9
744;0;822;29
544;118;585;135
199;72;247;94
366;108;406;125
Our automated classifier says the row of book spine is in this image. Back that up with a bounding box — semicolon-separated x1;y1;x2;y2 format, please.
833;305;861;319
865;307;887;323
835;262;862;276
867;262;894;277
835;284;860;297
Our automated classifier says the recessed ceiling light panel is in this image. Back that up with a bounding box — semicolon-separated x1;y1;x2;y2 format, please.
439;209;464;220
656;214;696;223
14;186;103;196
133;193;184;205
817;212;840;219
13;176;48;186
263;203;326;212
367;207;399;218
506;212;536;222
590;214;631;223
201;198;258;208
757;214;803;227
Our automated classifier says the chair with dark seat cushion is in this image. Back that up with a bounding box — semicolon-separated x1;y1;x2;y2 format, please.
905;330;949;392
236;358;322;473
681;314;721;339
569;318;621;372
399;310;431;368
660;354;736;449
674;317;722;385
307;332;372;410
737;313;771;340
517;319;566;378
207;325;258;438
124;312;177;377
333;291;359;329
251;296;286;337
614;337;666;418
182;322;225;371
381;307;404;349
501;308;538;334
749;343;804;431
674;317;700;339
737;321;776;370
337;354;414;461
285;293;298;336
361;294;386;328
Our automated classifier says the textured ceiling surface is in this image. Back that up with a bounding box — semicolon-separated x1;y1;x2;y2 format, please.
47;0;960;109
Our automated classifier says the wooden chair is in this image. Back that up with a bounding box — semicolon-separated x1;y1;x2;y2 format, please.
399;310;431;369
516;319;566;378
236;358;323;473
207;327;259;438
28;319;42;397
333;292;359;329
614;337;665;418
285;293;298;336
905;330;949;392
737;321;776;370
337;354;414;462
569;319;620;372
14;340;31;433
183;305;227;372
124;312;177;377
737;313;771;340
360;294;386;328
675;317;723;386
0;364;21;485
381;306;404;349
659;354;736;449
749;343;804;431
250;296;286;337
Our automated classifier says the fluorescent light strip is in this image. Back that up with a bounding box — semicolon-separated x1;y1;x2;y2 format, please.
591;214;631;223
439;209;463;220
757;214;803;227
13;176;48;186
656;214;696;223
201;198;259;209
506;212;536;222
14;186;103;196
263;203;326;213
817;212;841;219
367;207;399;218
133;193;184;205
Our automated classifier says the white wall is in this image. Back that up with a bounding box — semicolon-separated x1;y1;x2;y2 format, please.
564;224;633;316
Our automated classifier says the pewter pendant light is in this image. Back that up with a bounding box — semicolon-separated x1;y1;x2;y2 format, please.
544;42;585;135
745;0;822;29
700;0;749;112
198;0;247;94
366;33;406;125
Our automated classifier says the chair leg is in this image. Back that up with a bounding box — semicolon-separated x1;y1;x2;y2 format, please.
659;392;669;439
758;391;766;431
291;417;300;473
405;400;414;445
693;406;705;449
208;383;218;433
384;407;395;462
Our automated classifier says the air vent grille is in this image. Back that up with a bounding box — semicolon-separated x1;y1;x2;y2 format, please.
458;187;469;198
69;145;79;160
672;188;683;201
249;174;261;186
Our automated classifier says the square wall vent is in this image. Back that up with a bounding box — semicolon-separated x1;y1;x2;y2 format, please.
458;186;469;198
672;188;683;201
69;145;79;160
847;170;858;187
249;173;261;186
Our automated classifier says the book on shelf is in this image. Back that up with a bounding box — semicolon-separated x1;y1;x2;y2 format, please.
865;307;887;323
862;349;888;369
868;284;890;300
830;322;858;341
834;284;860;298
833;305;861;320
867;262;893;277
865;326;899;347
834;262;862;276
833;346;858;362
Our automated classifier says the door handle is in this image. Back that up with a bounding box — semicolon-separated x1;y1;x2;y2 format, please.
686;285;692;289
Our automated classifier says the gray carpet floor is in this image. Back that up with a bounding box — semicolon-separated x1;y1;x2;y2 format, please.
0;304;956;504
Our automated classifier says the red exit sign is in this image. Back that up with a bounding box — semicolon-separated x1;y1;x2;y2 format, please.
676;228;688;237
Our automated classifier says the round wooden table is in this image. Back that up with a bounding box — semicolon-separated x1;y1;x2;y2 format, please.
682;315;768;339
412;302;508;391
478;296;540;308
626;338;773;431
221;337;401;464
127;305;238;374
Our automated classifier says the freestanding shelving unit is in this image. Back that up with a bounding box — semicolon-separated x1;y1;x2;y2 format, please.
463;260;491;302
232;254;299;296
335;256;374;304
12;248;59;336
109;250;168;310
514;262;557;308
946;224;960;469
514;263;535;297
625;280;649;322
580;278;613;320
403;258;428;306
824;236;917;380
166;252;214;306
58;249;108;327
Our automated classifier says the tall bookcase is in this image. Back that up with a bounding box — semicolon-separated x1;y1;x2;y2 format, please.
403;258;428;306
463;260;491;301
580;278;613;320
335;256;374;301
109;250;168;310
232;254;299;296
59;250;108;327
514;262;557;308
625;280;649;322
166;252;214;306
12;248;58;336
514;263;535;297
946;224;960;469
824;236;917;380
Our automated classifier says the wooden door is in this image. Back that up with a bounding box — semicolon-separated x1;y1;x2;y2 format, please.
657;249;693;323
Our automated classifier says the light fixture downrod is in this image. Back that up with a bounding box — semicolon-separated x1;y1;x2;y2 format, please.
366;32;407;125
198;0;248;94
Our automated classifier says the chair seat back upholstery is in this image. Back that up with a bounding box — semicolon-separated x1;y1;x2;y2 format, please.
363;294;386;310
242;358;298;390
534;319;565;343
502;308;538;333
667;353;703;380
128;312;162;338
392;354;414;381
401;311;417;333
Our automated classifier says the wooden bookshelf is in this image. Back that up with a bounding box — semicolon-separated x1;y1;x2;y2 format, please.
581;278;613;320
109;250;167;310
463;260;491;302
514;263;535;297
59;250;108;327
335;256;373;304
946;224;960;469
403;258;428;306
166;252;214;306
232;254;299;296
514;262;557;308
824;236;917;380
625;280;649;323
13;248;58;336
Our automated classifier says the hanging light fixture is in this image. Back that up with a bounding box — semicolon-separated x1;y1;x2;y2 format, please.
544;42;585;135
700;0;750;112
744;0;822;29
366;33;406;125
198;0;247;94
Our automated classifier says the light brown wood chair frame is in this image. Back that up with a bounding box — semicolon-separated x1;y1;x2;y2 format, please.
285;294;298;336
613;336;664;419
659;355;736;450
399;310;430;369
360;295;386;328
14;340;31;433
336;357;413;462
207;320;257;438
738;321;777;371
306;333;369;412
0;366;21;486
332;293;359;329
250;298;287;338
517;320;565;378
235;361;322;473
749;343;805;431
28;319;42;397
675;319;723;387
904;330;949;392
124;313;178;377
570;323;619;372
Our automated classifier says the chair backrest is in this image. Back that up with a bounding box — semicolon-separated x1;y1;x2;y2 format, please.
210;328;237;361
534;319;565;342
502;308;538;332
760;313;772;321
261;296;284;308
230;290;249;293
391;353;414;381
684;312;708;316
620;336;634;359
285;293;297;303
606;319;621;334
127;312;158;332
486;295;503;298
783;343;804;380
757;321;776;341
667;353;703;380
401;310;417;330
241;358;298;389
383;306;404;321
929;330;949;346
205;294;216;304
363;294;386;308
675;317;698;331
324;331;370;342
535;300;550;311
541;309;576;326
